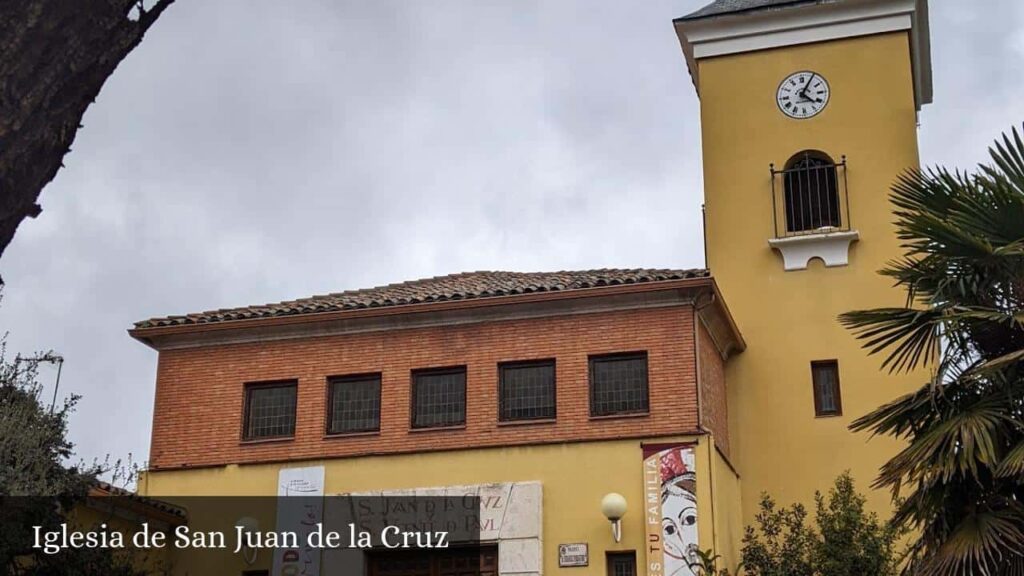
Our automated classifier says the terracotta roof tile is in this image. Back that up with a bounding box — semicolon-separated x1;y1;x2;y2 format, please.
679;0;825;21
134;268;708;329
90;481;187;520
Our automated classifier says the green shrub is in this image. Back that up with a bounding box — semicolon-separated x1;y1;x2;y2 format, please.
739;472;903;576
690;548;733;576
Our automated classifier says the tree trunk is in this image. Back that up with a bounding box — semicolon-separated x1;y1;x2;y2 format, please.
0;0;175;270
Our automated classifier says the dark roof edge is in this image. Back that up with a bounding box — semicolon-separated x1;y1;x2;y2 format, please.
133;268;709;329
674;0;820;23
131;275;745;363
88;481;188;523
130;275;716;342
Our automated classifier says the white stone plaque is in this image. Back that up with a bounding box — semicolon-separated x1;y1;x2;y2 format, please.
558;543;588;567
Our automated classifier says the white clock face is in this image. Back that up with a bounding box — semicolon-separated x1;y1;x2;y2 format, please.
777;71;830;119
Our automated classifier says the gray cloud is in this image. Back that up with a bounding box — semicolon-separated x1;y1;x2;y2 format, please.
0;0;1018;470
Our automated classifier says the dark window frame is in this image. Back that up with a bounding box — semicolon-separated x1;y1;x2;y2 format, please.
410;366;467;430
589;352;650;417
241;380;298;442
606;551;637;576
811;359;843;417
498;359;557;422
326;373;382;435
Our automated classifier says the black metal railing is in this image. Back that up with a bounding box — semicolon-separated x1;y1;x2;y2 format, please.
770;154;850;238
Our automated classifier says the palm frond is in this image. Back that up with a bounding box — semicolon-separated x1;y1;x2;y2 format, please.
987;125;1024;198
995;439;1024;479
923;507;1024;576
970;347;1024;375
845;125;1024;575
840;307;942;373
850;385;933;438
877;395;1010;488
889;167;1000;261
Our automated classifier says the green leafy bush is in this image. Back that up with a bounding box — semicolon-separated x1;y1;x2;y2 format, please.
739;472;902;576
690;548;734;576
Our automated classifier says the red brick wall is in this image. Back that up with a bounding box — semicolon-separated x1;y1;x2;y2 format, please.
148;306;699;470
698;323;730;458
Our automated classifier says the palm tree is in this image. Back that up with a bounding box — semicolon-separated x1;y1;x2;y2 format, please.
840;126;1024;575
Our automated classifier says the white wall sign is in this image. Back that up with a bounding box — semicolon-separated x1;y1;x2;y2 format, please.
558;543;589;567
272;466;325;576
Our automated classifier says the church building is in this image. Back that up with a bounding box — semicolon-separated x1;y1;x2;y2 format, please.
131;1;933;574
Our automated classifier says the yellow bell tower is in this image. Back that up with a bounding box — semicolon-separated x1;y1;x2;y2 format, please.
674;0;933;523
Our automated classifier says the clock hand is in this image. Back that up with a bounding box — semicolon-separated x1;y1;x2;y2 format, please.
799;74;816;101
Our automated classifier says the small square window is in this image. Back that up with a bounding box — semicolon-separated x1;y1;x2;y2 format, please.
590;352;649;417
606;552;636;576
243;381;297;440
412;367;466;429
499;360;556;422
327;374;381;434
812;360;842;417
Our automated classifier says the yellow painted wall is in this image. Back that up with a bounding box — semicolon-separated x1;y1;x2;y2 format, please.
696;32;924;522
140;436;722;575
707;444;742;573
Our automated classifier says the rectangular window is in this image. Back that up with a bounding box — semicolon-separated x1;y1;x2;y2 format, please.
812;360;842;417
327;374;381;434
243;381;297;440
412;367;466;429
606;552;636;576
590;352;649;417
499;360;556;422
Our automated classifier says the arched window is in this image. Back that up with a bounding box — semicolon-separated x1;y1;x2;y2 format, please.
783;151;840;233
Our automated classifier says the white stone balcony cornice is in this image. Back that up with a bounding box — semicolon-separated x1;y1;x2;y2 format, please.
768;229;860;271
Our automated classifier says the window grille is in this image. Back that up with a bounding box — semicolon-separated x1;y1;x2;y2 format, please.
499;360;556;421
243;381;297;440
606;552;636;576
770;152;850;237
589;353;649;417
328;374;381;434
412;367;466;428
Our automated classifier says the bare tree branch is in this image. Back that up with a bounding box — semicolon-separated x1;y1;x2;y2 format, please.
0;0;176;269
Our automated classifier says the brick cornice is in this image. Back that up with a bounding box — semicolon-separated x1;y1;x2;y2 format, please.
146;429;707;473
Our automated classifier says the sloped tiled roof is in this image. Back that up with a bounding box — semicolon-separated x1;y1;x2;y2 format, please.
89;481;188;521
679;0;825;21
134;268;709;329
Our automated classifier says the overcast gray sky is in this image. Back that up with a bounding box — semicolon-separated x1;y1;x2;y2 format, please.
1;1;1021;471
